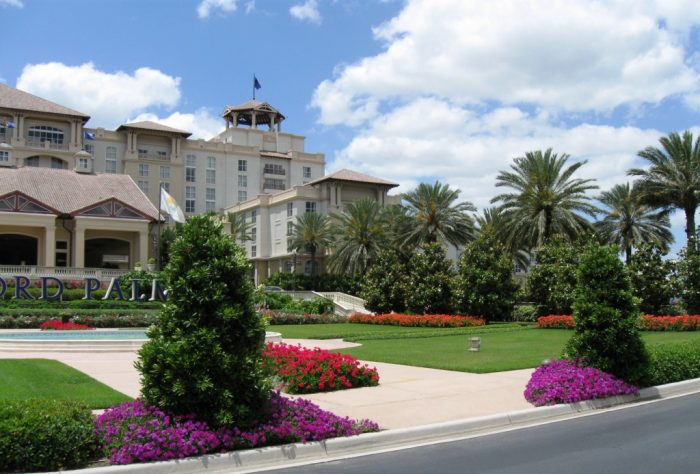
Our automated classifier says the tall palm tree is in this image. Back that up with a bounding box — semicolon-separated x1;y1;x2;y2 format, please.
595;183;673;263
629;130;700;251
491;148;598;249
378;203;413;252
402;181;476;247
290;211;331;277
327;198;385;275
477;207;531;270
227;212;252;244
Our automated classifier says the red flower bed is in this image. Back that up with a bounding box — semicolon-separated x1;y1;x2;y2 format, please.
39;319;95;331
536;315;575;329
349;313;485;328
262;343;379;394
640;315;700;331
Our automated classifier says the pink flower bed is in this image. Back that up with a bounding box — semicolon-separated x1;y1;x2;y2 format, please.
262;342;379;394
39;319;94;331
524;359;638;406
349;313;485;328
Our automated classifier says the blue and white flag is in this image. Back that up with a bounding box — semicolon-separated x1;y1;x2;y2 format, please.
160;187;186;224
5;121;15;129
84;131;96;140
254;76;261;90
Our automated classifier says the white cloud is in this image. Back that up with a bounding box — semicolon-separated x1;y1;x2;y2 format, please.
130;109;224;140
0;0;23;8
290;0;321;25
312;0;700;125
16;62;181;128
197;0;237;19
244;1;255;14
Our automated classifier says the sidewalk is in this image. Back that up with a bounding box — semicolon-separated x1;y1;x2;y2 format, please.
0;338;533;429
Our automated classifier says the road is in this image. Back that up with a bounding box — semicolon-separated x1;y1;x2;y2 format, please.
267;392;700;474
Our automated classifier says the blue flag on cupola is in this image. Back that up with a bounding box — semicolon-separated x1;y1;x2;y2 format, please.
5;121;15;129
254;76;261;90
84;131;96;140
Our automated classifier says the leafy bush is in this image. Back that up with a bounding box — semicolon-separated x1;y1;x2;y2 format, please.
361;248;410;313
511;304;539;322
675;246;700;314
95;396;379;465
455;235;519;321
0;311;157;328
405;243;455;315
256;291;334;314
564;243;649;385
0;399;97;472
646;343;700;386
136;215;270;428
524;359;638;406
628;244;675;315
527;238;581;316
537;315;575;329
262;343;379;394
349;313;485;328
261;310;347;325
264;272;362;294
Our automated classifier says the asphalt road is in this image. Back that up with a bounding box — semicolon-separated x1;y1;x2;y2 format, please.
267;393;700;474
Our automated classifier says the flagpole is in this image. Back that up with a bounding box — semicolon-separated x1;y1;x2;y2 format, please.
156;183;162;271
253;74;256;100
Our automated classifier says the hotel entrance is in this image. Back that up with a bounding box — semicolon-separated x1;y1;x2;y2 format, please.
0;234;38;265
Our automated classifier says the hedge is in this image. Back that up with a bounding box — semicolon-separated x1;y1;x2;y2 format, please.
0;310;157;328
647;342;700;386
261;310;347;325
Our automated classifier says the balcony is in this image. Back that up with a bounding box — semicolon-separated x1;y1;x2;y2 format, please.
138;151;170;161
26;137;69;150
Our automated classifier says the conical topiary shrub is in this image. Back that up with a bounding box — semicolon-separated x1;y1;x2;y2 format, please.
136;215;269;427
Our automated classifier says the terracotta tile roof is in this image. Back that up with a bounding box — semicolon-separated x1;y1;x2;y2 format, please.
0;83;90;120
117;120;192;137
0;167;159;220
306;169;399;187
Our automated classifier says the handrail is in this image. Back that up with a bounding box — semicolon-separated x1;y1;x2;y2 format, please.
0;265;129;281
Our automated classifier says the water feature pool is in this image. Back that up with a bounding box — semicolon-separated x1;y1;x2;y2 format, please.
0;330;147;340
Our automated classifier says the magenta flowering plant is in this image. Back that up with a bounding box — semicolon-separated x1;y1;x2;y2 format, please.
94;393;379;465
524;359;638;407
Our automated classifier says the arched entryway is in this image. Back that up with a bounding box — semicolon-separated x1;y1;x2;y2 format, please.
85;238;130;269
0;234;38;265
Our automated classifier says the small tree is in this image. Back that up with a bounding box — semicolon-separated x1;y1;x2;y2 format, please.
136;215;269;428
565;243;649;385
527;237;581;316
405;243;455;315
628;243;675;315
675;243;700;314
455;234;519;321
361;248;410;314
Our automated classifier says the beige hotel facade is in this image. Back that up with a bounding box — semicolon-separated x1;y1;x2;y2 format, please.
0;83;398;281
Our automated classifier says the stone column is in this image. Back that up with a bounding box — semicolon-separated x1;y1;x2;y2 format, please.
138;230;149;265
44;225;56;267
252;112;257;129
74;226;85;268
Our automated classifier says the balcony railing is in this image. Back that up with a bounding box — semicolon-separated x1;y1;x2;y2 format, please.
138;151;170;161
25;137;69;150
0;132;7;143
0;265;129;282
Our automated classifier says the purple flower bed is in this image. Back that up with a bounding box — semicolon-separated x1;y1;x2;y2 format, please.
94;392;379;465
524;359;638;407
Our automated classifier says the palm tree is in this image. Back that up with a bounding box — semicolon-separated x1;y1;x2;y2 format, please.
595;183;673;263
491;148;598;249
402;181;476;247
629;130;700;251
327;198;386;275
477;207;531;270
290;211;331;277
378;203;413;252
227;212;252;244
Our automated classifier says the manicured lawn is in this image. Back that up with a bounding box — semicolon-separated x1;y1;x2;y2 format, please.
0;359;132;409
273;324;700;373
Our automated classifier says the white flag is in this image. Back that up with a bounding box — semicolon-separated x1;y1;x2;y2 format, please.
160;187;185;223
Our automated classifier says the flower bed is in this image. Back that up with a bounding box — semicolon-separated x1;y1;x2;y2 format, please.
536;315;575;329
94;394;379;465
524;359;638;406
260;309;347;325
39;319;94;331
262;343;379;394
349;313;485;328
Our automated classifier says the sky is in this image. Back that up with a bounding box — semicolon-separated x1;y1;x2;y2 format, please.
1;0;700;253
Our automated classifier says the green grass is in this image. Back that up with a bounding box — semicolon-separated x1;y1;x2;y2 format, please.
0;359;132;409
273;324;700;373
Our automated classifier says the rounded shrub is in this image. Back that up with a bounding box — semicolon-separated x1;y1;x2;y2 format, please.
136;214;270;428
564;243;649;385
405;243;455;315
0;399;96;472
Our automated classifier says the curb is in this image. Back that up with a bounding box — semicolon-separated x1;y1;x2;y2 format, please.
62;377;700;474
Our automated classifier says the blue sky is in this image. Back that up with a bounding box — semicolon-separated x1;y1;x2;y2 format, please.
2;0;700;253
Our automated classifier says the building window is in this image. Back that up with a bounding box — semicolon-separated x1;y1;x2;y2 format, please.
287;221;293;236
78;158;89;168
251;245;257;258
160;182;170;193
105;146;117;173
305;201;316;213
207;156;216;169
138;180;149;193
51;157;66;169
157;150;167;159
0;151;8;162
206;187;216;211
186;155;196;182
263;178;285;190
186;155;196;166
55;240;68;267
287;202;293;218
238;174;247;187
84;144;94;155
185;185;196;213
138;164;149;177
27;125;64;144
251;227;257;242
238;159;247;172
238;190;247;202
26;156;39;167
303;166;311;179
206;169;215;185
304;260;319;276
250;210;257;223
263;163;285;175
160;166;170;179
287;239;293;252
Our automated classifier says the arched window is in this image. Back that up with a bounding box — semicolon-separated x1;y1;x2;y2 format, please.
304;260;319;276
27;125;64;144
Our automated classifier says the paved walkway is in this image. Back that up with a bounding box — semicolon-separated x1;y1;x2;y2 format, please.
0;338;533;429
